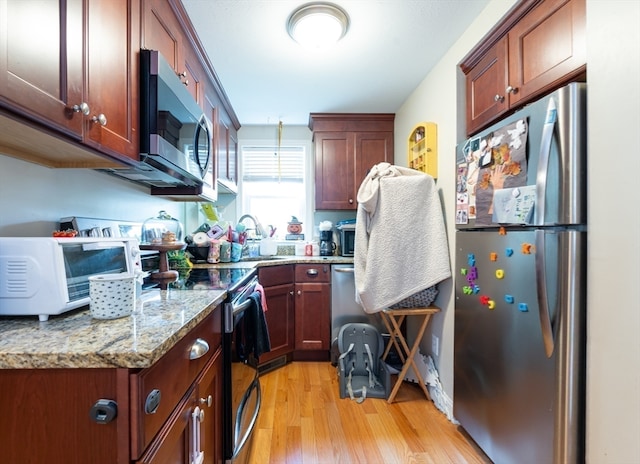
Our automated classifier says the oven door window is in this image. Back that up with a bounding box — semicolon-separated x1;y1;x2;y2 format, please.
61;243;128;301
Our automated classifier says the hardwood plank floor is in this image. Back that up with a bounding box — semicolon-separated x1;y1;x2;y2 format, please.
247;361;491;464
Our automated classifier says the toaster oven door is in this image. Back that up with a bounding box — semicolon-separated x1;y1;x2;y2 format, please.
61;241;130;302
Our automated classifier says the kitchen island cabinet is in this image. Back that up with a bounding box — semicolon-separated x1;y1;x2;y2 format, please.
309;113;394;210
0;0;140;166
0;289;225;464
461;0;586;135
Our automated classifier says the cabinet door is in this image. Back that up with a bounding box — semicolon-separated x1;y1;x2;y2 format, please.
260;282;295;364
197;349;223;464
0;0;84;137
142;0;183;72
465;36;509;136
217;109;238;192
0;368;129;464
84;0;139;160
355;131;393;184
136;390;195;464
295;282;331;351
314;131;355;210
507;0;586;106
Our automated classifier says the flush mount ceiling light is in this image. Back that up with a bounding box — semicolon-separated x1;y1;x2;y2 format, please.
287;2;350;49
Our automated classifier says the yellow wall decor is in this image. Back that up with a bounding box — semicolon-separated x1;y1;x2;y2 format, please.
408;122;437;178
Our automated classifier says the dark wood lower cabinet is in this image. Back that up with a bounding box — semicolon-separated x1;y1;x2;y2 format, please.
0;308;223;464
294;264;331;360
137;350;223;464
0;368;130;464
258;265;295;367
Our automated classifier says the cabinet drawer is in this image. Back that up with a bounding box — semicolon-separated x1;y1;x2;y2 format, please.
130;306;221;459
259;264;294;287
295;264;331;283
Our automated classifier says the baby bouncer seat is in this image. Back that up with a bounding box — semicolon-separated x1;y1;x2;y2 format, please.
338;323;391;402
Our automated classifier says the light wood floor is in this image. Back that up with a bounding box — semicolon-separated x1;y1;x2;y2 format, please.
247;361;491;464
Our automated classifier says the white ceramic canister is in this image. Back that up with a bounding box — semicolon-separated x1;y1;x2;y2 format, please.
89;273;136;319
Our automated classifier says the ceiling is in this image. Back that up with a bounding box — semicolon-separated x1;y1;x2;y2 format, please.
181;0;491;126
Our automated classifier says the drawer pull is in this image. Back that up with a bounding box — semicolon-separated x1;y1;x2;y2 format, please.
144;389;161;415
306;269;318;276
189;338;210;360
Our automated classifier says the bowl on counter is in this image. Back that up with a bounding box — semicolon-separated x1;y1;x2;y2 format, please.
186;244;210;262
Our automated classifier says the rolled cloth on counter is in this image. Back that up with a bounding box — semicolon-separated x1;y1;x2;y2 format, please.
354;162;451;313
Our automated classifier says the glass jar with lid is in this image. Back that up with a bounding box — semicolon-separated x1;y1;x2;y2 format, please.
141;210;184;244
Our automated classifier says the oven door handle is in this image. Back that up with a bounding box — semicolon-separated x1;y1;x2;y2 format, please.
224;296;256;334
232;378;261;459
233;297;254;316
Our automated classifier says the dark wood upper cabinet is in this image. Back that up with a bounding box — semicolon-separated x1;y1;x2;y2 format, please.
84;0;140;160
310;113;394;210
460;0;586;136
0;0;84;139
0;0;140;165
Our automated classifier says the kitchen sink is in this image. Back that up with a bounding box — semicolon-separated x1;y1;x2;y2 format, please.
240;256;288;262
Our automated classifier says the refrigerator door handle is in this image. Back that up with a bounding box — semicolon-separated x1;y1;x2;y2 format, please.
535;229;555;358
534;98;557;226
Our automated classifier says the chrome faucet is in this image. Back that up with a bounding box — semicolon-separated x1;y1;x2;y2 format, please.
238;214;267;239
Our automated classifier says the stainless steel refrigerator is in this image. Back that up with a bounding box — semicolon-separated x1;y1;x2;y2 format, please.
454;83;586;464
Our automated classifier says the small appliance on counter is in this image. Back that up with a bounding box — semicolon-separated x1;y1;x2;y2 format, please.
337;220;356;257
318;221;336;256
0;237;142;321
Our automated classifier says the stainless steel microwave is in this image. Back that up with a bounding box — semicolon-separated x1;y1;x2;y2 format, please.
100;49;216;200
0;237;142;321
338;223;355;257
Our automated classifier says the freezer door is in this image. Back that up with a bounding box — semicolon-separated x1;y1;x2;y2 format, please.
456;82;586;229
453;229;585;464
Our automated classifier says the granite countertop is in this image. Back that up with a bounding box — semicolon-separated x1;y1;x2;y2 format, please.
0;256;353;371
0;289;226;370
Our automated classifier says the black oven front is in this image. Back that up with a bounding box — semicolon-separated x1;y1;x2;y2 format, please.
221;270;269;463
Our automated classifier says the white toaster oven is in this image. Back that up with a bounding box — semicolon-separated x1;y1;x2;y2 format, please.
0;237;142;321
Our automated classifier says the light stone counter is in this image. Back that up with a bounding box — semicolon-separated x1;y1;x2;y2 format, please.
0;289;226;370
0;257;353;371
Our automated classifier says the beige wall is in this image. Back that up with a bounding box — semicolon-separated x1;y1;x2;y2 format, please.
394;0;640;462
393;0;518;412
0;155;185;235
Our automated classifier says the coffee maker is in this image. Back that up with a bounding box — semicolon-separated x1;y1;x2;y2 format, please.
319;230;336;256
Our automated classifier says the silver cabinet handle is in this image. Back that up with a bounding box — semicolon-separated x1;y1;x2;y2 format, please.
297;290;301;296
200;395;212;407
348;198;354;204
306;269;318;276
189;338;210;360
72;102;90;115
506;85;518;94
494;94;505;102
91;113;107;126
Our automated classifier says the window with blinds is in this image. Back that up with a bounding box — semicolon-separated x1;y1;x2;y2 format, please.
242;146;305;182
241;145;308;240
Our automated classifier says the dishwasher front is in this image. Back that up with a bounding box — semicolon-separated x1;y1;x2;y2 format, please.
330;264;385;363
